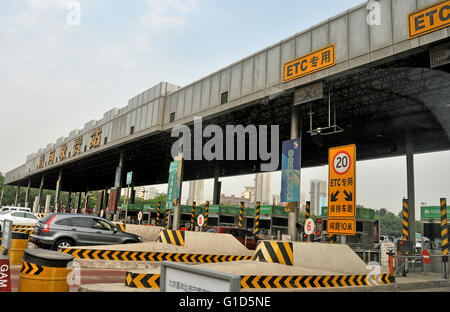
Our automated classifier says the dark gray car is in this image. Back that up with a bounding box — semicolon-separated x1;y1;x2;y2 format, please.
30;213;142;250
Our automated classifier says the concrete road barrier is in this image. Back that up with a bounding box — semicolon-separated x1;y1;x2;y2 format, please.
292;242;369;274
125;225;165;242
254;241;368;275
183;231;253;255
158;230;185;246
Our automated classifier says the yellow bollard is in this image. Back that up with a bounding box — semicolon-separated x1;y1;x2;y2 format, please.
9;232;29;266
19;249;74;292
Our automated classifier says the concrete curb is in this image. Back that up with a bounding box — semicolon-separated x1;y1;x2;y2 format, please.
243;279;450;292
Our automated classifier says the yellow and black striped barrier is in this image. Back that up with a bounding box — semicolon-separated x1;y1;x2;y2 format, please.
190;202;196;231
441;198;448;261
156;202;161;226
12;225;34;236
36;213;46;219
204;201;209;228
305;201;311;220
402;199;409;240
112;222;126;232
19;249;74;292
253;241;293;266
238;202;244;228
254;202;260;235
164;210;169;229
59;247;252;263
126;272;160;289
240;273;393;289
21;261;44;276
328;234;336;244
305;201;311;241
158;230;185;246
123;272;393;289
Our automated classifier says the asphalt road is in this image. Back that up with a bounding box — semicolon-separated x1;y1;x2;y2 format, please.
408;287;450;292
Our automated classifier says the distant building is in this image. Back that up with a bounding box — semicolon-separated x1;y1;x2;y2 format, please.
220;194;252;207
135;186;159;200
255;173;271;204
241;186;255;203
272;194;281;206
186;180;204;206
310;179;327;216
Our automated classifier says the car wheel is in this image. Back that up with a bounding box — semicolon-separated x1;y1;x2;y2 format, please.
54;239;73;251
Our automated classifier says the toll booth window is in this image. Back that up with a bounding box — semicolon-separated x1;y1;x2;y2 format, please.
356;221;363;232
221;91;228;105
104;137;108;145
170;112;176;123
219;215;235;224
272;217;288;227
130;126;135;135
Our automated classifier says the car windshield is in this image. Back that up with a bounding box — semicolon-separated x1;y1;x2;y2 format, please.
0;211;10;215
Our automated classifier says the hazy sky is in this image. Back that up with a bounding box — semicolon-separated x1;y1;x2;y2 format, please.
1;0;449;218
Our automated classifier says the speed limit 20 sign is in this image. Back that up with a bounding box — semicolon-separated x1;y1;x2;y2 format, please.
327;144;356;235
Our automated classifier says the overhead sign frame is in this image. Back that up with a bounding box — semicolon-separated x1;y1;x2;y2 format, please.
283;44;336;83
126;171;133;186
280;138;301;204
166;161;180;210
327;144;356;220
408;0;450;39
327;144;356;236
326;218;356;236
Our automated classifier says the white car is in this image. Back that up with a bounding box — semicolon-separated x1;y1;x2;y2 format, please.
0;206;32;213
0;210;40;232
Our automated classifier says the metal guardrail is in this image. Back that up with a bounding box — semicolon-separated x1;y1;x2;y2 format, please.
395;254;449;279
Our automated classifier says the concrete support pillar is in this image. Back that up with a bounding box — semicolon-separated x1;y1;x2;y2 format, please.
77;192;82;213
83;188;89;214
32;196;38;213
37;176;45;212
14;185;20;206
130;187;136;204
25;179;31;208
406;140;416;248
213;168;221;206
44;194;51;213
113;152;124;221
103;189;109;214
67;192;72;213
55;169;62;211
288;104;300;241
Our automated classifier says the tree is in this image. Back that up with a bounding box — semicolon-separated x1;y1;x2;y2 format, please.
374;208;422;238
